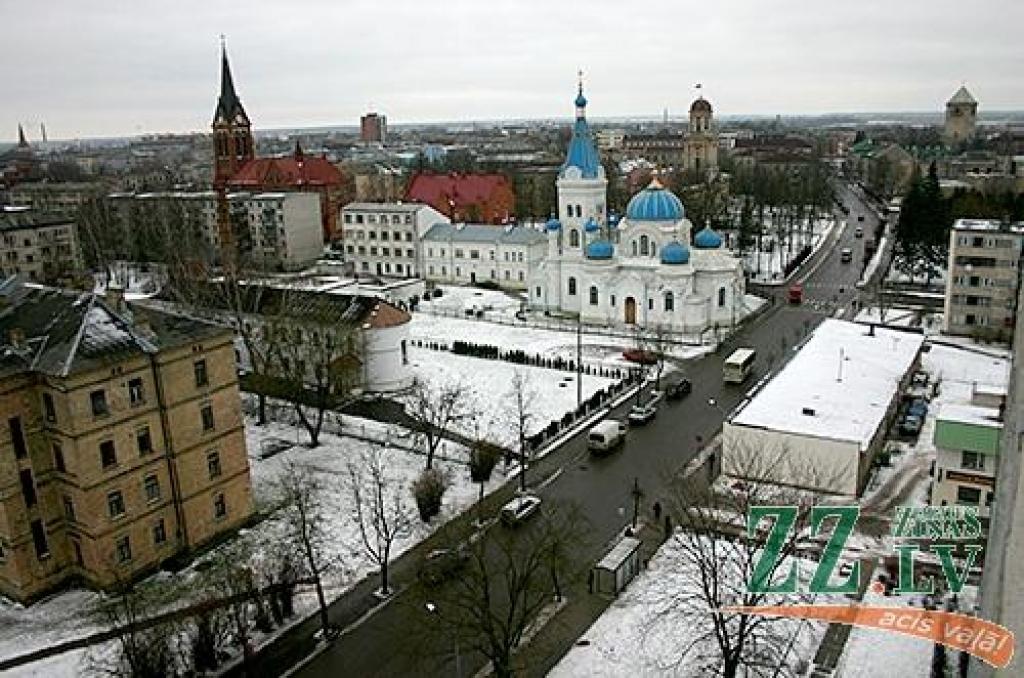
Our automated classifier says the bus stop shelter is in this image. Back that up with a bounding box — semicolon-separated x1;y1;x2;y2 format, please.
593;536;641;596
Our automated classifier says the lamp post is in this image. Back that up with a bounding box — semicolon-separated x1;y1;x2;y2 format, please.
425;602;461;678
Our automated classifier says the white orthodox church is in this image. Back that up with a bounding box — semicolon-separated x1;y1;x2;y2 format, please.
529;84;746;335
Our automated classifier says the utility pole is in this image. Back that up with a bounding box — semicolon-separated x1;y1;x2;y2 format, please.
631;477;642;529
577;314;582;409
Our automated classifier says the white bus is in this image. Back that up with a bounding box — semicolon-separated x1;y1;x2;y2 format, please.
724;348;756;384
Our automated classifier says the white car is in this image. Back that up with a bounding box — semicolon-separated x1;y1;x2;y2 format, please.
628;402;658;425
501;495;542;525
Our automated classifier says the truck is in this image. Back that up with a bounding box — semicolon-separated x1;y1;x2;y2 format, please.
588;419;627;453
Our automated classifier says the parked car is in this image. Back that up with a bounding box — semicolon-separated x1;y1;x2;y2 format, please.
501;495;542;525
418;546;469;586
911;371;929;387
628;401;658;425
840;248;853;263
857;214;865;222
665;378;693;400
854;226;864;238
900;414;923;435
588;419;627;453
787;283;803;304
622;348;658;365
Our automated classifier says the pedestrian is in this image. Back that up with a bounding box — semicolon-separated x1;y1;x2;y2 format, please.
653;501;662;520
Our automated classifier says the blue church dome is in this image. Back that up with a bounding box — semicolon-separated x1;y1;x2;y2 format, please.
586;240;614;260
575;90;588;108
584;217;599;233
545;217;562;232
625;179;685;222
608;213;620;228
660;240;691;265
693;225;724;249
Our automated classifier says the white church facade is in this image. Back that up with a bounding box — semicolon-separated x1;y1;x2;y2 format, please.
529;84;745;335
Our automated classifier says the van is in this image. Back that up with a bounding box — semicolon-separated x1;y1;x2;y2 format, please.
588;419;627;453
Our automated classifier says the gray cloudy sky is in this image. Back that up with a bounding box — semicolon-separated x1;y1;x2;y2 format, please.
3;0;1022;141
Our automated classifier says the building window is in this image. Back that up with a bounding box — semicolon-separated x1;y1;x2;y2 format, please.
214;493;227;520
128;377;145;406
631;241;638;256
640;235;649;256
535;286;541;297
137;427;153;455
153;519;167;546
63;495;76;520
575;205;582;218
53;443;66;473
30;520;49;559
570;230;580;247
90;390;109;417
962;451;984;471
957;485;982;505
201;404;215;431
568;277;577;295
503;270;509;280
518;271;524;282
144;474;161;503
42;393;56;423
718;287;727;307
19;469;37;508
8;416;27;459
108;490;126;519
648;298;654;310
589;286;599;305
665;292;675;312
194;359;209;387
116;535;132;564
100;440;117;469
207;451;222;479
565;204;572;218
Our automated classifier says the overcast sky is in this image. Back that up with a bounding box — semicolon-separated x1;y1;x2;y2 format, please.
3;0;1022;141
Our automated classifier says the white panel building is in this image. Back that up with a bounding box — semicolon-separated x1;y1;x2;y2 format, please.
340;202;450;278
421;223;547;290
722;319;924;496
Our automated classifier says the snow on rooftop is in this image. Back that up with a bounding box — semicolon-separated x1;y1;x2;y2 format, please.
936;403;1002;429
730;319;924;449
595;536;640;571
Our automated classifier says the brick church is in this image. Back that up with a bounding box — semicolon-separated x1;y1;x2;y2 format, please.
212;46;350;242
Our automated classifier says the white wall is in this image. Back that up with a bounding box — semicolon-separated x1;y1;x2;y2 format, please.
362;322;412;392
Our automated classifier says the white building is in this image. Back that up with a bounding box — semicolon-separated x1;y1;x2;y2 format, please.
529;83;745;334
723;319;924;496
0;207;82;284
421;223;546;289
245;192;323;271
340;202;450;278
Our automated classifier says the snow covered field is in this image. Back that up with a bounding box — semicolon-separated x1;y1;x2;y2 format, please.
741;216;834;284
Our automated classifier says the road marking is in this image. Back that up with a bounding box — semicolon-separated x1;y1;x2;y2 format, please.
535;467;564;491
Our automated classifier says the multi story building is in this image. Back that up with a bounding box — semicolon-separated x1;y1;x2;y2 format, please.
421;223;546;290
8;181;110;218
340;202;449;278
944;85;978;147
360;113;387;145
932;393;1004;518
106;190;323;271
0;208;82;284
0;280;253;602
943;219;1024;340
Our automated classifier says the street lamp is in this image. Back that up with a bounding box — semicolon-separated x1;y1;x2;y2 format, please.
425;602;461;678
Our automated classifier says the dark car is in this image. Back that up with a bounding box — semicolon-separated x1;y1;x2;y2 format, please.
665;378;693;400
418;547;469;586
622;348;658;365
900;414;923;436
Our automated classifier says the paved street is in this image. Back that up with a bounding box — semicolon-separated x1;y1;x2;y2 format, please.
240;184;882;678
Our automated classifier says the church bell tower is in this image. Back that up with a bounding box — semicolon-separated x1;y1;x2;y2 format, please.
212;40;254;189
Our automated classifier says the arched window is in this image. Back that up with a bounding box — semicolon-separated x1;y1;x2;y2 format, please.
640;235;649;256
565;204;572;218
664;291;674;312
589;286;599;305
568;277;577;296
651;241;658;258
718;287;727;307
631;240;638;256
570;229;580;247
575;205;583;218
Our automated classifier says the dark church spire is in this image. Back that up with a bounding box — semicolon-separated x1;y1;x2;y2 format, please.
17;123;28;148
213;39;249;126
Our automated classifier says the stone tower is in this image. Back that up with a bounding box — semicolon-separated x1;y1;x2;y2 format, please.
944;85;978;147
212;42;254;189
683;90;718;177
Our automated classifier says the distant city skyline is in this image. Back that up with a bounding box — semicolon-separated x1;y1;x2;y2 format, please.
3;0;1023;142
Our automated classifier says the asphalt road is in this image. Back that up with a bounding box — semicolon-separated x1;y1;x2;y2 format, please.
252;184;882;678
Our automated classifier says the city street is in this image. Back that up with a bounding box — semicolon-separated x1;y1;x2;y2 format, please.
242;184;881;678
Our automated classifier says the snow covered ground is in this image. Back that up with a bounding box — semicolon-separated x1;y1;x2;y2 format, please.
741;216;834;284
836;587;935;678
0;416;493;676
403;344;617;447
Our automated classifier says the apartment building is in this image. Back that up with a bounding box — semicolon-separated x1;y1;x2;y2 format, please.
8;181;109;218
0;208;82;284
943;219;1024;340
932;391;1005;518
340;202;449;278
420;223;547;290
0;280;253;602
107;190;322;271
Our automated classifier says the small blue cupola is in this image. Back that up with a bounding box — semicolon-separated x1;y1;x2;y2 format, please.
584;217;599;233
586;240;614;260
693;225;724;249
545;217;562;232
660;240;691;265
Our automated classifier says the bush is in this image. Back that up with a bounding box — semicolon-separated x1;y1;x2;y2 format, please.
412;468;450;522
469;443;502;484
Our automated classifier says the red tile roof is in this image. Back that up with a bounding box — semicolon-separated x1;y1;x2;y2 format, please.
404;172;511;212
228;156;345;188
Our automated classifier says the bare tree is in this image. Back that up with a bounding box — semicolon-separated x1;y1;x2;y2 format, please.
277;461;336;641
346;446;415;596
89;579;178;678
200;540;261;674
645;442;836;678
404;377;474;470
504;370;536;493
419;502;588;678
640;322;675;391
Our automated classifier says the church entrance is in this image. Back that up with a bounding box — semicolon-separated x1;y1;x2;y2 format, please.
624;297;637;324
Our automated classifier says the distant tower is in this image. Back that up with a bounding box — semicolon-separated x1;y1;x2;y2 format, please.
683;84;718;177
556;73;607;257
944;85;977;147
17;123;28;148
40;123;47;143
212;40;254;189
360;112;387;145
